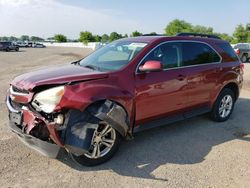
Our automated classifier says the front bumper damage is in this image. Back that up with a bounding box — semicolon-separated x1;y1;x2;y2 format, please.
6;90;129;158
6;97;60;158
9;122;60;158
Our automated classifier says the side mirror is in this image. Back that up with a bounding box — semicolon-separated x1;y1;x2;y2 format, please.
139;60;163;72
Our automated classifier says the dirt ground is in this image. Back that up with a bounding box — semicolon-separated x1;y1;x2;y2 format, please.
0;47;250;188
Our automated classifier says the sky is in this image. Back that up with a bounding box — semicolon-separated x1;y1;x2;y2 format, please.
0;0;249;39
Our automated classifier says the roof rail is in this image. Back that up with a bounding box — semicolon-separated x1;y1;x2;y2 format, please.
176;32;221;39
142;34;165;36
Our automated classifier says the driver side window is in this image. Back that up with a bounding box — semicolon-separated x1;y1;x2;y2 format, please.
141;42;181;69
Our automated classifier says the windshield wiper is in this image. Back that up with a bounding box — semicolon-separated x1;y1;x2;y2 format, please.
71;60;80;65
83;65;99;71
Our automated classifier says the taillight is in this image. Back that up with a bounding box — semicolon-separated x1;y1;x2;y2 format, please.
236;49;240;55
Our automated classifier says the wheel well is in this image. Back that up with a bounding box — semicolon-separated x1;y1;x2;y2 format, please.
223;83;239;100
86;99;130;137
242;53;248;57
86;100;129;117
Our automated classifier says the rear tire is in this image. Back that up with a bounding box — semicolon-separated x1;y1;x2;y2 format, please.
241;54;248;63
210;88;235;122
5;48;10;52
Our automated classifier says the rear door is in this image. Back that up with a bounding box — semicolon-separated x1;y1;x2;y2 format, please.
179;42;221;110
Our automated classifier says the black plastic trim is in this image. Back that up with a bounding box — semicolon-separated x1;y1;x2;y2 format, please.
133;106;211;133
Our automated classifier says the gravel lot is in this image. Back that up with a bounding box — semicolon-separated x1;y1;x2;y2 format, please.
0;47;250;188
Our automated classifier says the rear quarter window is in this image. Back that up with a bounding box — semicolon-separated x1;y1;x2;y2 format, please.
219;43;239;62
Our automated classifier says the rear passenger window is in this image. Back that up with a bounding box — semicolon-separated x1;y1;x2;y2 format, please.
181;42;221;66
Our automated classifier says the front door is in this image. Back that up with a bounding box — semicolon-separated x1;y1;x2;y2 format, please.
135;42;188;125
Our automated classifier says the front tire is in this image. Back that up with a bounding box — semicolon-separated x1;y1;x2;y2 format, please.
210;88;235;122
69;123;122;166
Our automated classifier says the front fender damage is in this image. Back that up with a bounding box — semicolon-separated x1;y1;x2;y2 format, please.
63;100;129;156
88;100;129;136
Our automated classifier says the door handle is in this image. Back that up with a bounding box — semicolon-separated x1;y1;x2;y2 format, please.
177;74;185;81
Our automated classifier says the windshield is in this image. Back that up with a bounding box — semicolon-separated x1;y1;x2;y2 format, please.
79;40;148;71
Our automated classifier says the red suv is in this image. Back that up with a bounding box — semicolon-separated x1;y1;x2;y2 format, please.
6;33;244;166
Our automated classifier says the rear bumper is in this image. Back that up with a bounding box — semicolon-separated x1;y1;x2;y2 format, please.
6;97;60;158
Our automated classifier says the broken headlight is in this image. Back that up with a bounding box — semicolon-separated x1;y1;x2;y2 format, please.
32;86;65;113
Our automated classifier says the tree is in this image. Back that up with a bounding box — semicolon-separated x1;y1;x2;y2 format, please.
192;25;213;34
149;32;157;36
165;19;193;36
94;35;102;42
109;32;122;42
101;34;109;43
246;23;250;43
9;36;18;41
233;24;248;43
215;33;234;43
30;36;44;42
79;31;95;44
131;30;142;37
0;36;9;41
123;34;128;38
54;34;67;42
20;35;29;41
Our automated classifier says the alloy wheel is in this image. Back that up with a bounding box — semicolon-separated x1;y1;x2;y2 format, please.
84;123;116;159
219;95;233;118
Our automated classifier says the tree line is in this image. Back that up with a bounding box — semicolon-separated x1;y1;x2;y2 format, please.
1;19;249;44
0;35;44;42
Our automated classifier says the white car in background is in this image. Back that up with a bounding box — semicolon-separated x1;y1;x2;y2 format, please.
15;41;29;48
33;43;46;48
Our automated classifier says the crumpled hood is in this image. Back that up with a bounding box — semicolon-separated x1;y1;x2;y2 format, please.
11;64;108;91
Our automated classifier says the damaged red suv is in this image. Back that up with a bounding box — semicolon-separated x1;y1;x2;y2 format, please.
6;33;243;166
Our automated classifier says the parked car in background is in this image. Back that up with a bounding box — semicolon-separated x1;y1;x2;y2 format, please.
0;42;19;52
27;42;33;47
15;41;29;48
6;33;244;166
33;43;46;48
233;43;250;63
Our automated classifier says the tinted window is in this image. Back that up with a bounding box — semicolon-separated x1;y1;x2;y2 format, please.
141;42;181;69
220;43;239;61
139;41;220;71
181;42;221;66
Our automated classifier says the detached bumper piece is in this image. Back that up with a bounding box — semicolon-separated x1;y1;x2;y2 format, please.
6;97;60;158
63;110;99;156
9;122;60;158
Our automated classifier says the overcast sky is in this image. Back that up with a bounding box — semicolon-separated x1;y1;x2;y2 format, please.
0;0;249;39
